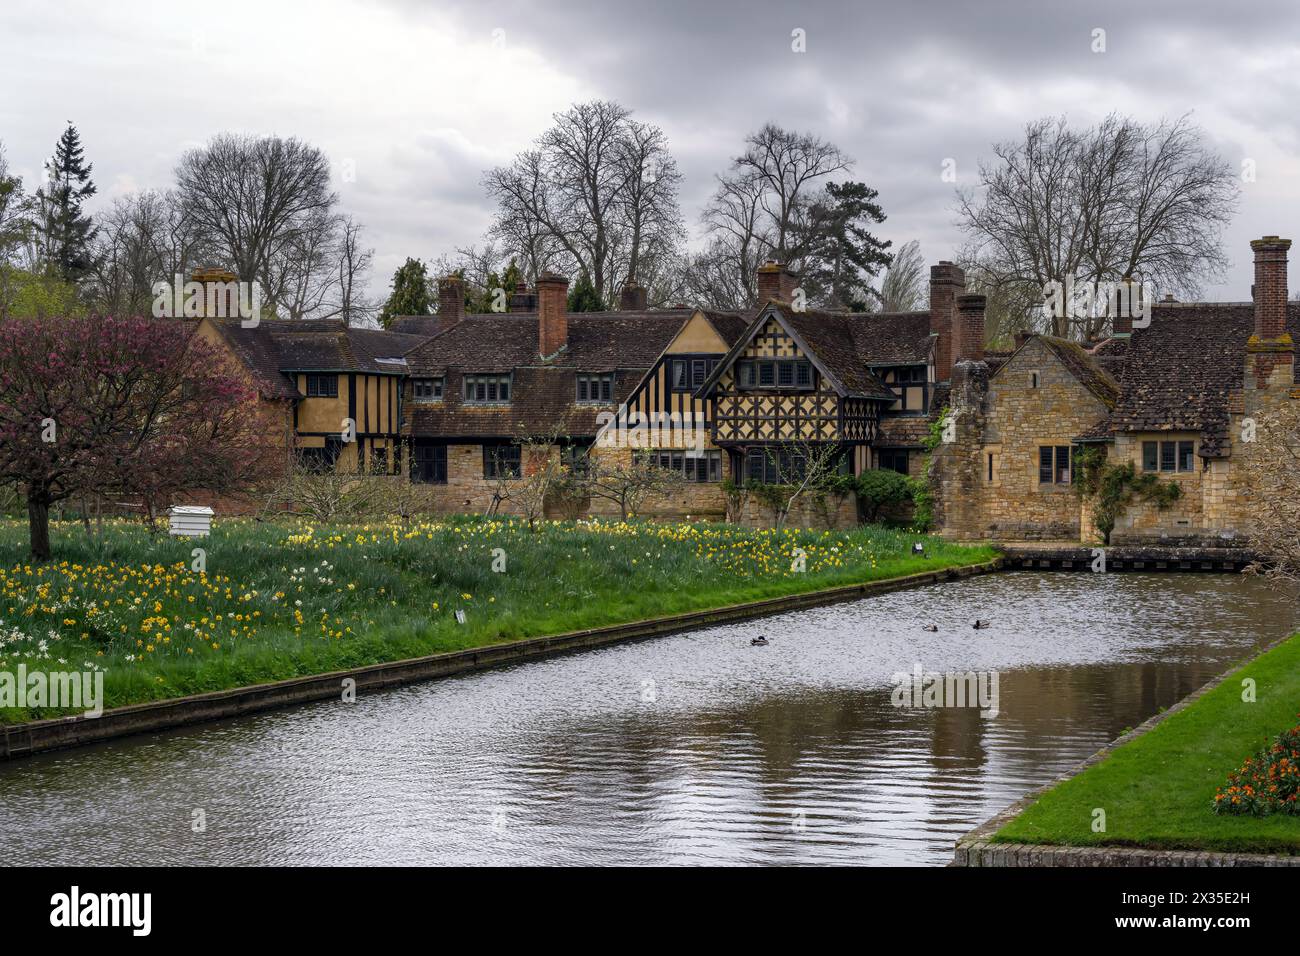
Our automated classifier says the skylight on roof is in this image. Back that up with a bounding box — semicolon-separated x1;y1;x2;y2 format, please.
375;357;408;365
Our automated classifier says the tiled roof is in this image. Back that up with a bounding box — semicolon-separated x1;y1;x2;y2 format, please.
1037;336;1122;408
389;315;442;336
757;305;923;400
698;310;752;347
403;309;694;438
404;310;692;375
1104;303;1300;457
207;319;427;399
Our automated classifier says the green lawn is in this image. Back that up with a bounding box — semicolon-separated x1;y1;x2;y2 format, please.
0;515;995;722
994;632;1300;854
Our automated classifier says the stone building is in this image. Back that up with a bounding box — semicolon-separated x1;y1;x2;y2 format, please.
932;235;1299;548
194;234;1297;547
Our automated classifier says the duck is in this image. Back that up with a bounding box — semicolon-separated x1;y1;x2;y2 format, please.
972;619;991;630
921;624;939;632
751;636;769;646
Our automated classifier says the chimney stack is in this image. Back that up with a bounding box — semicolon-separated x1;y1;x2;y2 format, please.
955;293;987;363
930;261;965;381
508;280;535;313
1112;275;1136;338
190;267;239;319
619;284;648;311
437;275;466;332
756;260;800;304
1251;236;1291;342
536;272;569;358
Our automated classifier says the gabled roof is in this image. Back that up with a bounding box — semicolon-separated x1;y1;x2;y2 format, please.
1102;302;1300;456
403;308;696;439
206;319;427;399
404;309;693;375
991;333;1121;408
698;303;923;401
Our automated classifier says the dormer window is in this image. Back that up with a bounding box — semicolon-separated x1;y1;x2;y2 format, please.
576;373;614;403
464;374;511;403
413;377;444;401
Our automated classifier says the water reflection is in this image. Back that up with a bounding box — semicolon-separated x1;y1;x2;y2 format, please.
0;572;1294;866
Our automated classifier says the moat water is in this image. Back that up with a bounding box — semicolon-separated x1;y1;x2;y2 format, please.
0;572;1294;866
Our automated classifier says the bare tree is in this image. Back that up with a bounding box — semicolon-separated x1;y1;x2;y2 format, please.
958;114;1238;339
763;441;850;532
695;124;852;306
332;215;375;326
581;454;683;520
878;239;925;312
176;133;337;312
89;190;211;317
483;100;684;303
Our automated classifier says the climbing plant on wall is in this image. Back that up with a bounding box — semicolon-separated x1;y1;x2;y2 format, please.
1075;446;1181;544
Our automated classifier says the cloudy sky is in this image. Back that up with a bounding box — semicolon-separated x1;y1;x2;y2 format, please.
2;0;1298;302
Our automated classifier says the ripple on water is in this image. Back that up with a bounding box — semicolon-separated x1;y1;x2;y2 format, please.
0;572;1295;866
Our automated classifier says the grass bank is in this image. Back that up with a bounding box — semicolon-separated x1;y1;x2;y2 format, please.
994;632;1300;854
0;516;995;722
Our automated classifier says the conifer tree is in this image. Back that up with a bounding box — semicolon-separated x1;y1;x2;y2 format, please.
378;257;432;328
34;123;98;284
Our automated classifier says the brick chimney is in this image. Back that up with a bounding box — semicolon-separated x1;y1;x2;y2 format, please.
437;275;466;333
756;260;799;304
955;293;986;363
1247;235;1294;390
1112;275;1135;338
190;267;239;318
619;284;648;311
1251;236;1291;341
536;272;569;358
930;261;965;381
508;281;535;313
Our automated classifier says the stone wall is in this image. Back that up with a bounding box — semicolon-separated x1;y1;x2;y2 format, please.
935;342;1108;542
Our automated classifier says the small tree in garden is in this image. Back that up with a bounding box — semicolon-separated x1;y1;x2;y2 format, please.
581;455;683;520
0;315;268;560
759;441;848;532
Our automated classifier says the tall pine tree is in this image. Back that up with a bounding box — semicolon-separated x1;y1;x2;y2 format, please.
378;257;432;328
797;181;892;310
35;123;98;284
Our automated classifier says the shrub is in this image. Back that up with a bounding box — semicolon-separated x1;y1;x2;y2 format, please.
856;468;913;523
1214;717;1300;816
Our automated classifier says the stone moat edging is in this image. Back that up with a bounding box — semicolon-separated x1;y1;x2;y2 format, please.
999;544;1257;572
952;629;1300;867
0;558;1004;761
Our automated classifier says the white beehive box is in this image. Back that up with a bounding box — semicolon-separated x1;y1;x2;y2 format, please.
168;505;214;537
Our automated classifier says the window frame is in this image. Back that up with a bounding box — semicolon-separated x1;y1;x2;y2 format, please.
877;449;909;475
1038;445;1073;485
482;443;522;480
463;374;512;404
735;359;814;391
636;448;723;483
1142;439;1197;473
305;373;339;399
411;443;447;484
412;377;444;402
576;373;615;404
